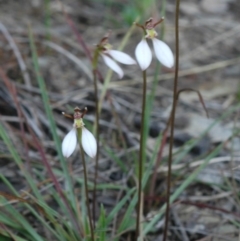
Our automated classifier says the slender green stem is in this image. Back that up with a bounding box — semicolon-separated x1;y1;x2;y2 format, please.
136;70;147;240
92;69;100;224
162;0;180;240
80;143;95;241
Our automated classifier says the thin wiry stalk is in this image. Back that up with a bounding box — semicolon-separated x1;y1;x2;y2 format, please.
92;69;100;224
80;142;95;241
162;0;181;240
136;70;147;240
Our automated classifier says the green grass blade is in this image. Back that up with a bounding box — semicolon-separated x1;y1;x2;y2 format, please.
96;205;107;241
0;122;41;200
143;142;223;234
142;103;240;234
28;27;76;208
106;187;136;226
105;147;128;173
116;134;162;236
0;201;44;241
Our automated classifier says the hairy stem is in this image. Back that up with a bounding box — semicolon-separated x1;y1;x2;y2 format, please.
136;70;147;240
162;0;180;240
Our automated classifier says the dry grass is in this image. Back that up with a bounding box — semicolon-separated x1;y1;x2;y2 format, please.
0;0;240;240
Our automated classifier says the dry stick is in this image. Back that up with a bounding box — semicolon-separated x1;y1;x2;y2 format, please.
162;0;181;240
92;69;100;224
136;70;147;240
80;142;95;241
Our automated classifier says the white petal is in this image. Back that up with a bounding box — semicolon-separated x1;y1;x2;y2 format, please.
135;39;152;71
81;127;97;158
108;50;136;65
62;128;77;158
152;38;174;68
101;54;124;79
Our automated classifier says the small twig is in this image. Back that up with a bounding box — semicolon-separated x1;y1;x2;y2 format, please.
176;88;208;118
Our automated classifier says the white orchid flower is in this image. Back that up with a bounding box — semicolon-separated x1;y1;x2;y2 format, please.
61;107;97;158
135;18;174;70
97;35;136;79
